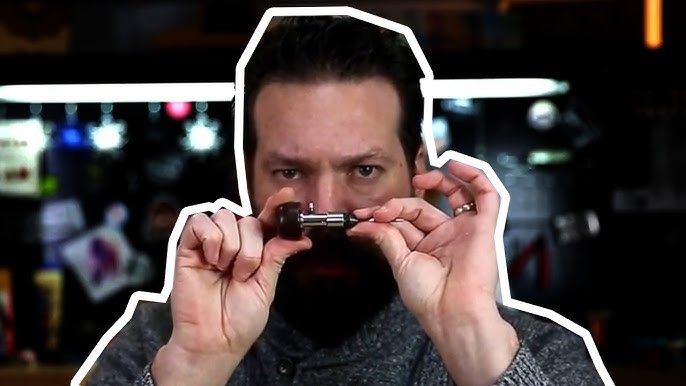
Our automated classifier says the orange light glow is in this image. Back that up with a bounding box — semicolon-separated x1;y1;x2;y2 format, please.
645;0;662;49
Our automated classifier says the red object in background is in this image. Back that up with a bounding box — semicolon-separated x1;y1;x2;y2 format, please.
0;268;15;357
508;235;552;289
164;101;192;120
4;167;29;180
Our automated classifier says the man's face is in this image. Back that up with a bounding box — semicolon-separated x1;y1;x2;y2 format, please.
251;76;414;218
250;76;423;343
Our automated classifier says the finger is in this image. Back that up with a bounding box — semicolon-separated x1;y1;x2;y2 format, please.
412;169;473;211
390;220;425;250
352;204;424;249
347;221;411;274
358;197;449;234
256;187;297;230
210;209;240;272
350;205;382;221
178;213;222;266
256;236;313;298
445;160;500;220
232;217;263;282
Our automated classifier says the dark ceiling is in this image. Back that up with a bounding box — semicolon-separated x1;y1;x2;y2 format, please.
0;0;683;84
1;0;682;53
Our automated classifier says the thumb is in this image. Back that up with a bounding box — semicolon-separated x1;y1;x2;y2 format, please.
347;222;410;274
256;237;312;296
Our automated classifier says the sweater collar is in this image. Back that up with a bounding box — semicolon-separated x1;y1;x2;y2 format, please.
258;293;422;364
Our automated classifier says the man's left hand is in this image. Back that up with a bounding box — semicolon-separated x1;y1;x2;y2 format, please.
348;159;519;386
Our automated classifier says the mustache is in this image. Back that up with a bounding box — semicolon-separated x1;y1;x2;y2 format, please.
291;228;381;262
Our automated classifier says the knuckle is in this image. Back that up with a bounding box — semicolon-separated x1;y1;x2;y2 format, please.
201;222;222;241
208;227;223;243
223;237;240;257
238;215;260;227
374;227;389;245
224;232;242;256
239;250;262;263
239;216;264;233
236;218;264;262
189;212;208;224
430;169;445;178
386;197;402;208
188;214;221;240
212;208;236;222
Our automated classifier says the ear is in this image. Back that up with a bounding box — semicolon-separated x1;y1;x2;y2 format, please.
412;144;428;198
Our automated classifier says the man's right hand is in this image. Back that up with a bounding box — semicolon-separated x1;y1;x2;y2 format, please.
151;188;311;386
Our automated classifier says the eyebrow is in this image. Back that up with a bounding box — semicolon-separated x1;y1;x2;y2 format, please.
262;148;393;167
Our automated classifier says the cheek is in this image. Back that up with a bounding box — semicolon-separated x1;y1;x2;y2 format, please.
350;193;391;210
250;168;277;209
347;175;414;209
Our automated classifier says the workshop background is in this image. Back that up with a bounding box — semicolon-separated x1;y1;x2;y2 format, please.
0;0;684;385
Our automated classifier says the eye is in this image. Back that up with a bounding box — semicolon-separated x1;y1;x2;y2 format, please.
275;169;300;180
355;165;377;177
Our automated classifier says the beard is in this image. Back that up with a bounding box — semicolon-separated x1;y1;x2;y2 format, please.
272;228;397;347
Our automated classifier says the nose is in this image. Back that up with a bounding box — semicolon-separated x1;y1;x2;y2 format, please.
304;172;345;213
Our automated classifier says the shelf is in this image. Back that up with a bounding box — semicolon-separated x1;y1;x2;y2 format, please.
0;365;79;386
608;364;686;385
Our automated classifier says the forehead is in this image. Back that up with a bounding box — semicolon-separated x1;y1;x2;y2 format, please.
252;77;403;156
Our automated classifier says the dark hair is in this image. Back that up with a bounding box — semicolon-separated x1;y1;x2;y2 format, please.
241;16;424;169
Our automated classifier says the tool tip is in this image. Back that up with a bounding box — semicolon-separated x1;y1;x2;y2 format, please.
343;214;359;229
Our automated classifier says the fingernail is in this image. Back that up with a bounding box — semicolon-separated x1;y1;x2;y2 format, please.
353;207;373;219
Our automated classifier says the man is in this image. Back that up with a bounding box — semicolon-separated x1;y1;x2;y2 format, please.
87;15;604;386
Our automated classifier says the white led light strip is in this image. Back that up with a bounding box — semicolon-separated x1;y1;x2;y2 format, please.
422;78;570;99
0;78;568;104
0;82;236;103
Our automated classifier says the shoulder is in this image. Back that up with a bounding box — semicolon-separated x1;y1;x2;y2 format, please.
85;301;173;384
116;300;173;347
497;303;587;353
132;300;172;325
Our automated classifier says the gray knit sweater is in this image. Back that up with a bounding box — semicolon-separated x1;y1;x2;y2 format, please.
86;295;604;385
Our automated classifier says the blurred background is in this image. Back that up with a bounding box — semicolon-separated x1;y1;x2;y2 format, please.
0;0;684;385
